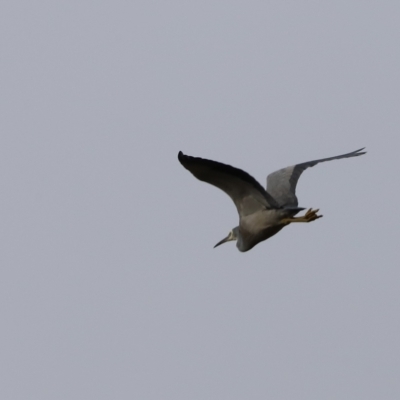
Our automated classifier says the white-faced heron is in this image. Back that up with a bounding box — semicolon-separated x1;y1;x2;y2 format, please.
178;148;366;252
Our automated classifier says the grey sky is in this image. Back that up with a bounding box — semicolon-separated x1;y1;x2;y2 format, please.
0;2;399;399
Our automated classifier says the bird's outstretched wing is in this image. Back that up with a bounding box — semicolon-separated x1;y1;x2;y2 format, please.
178;151;280;216
266;148;366;207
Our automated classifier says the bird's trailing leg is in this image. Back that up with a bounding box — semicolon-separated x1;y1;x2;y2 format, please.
281;208;323;224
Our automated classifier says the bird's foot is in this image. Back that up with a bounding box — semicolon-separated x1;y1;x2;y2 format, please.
281;208;323;224
303;208;323;222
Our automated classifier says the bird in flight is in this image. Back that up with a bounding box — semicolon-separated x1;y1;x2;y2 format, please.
178;148;366;252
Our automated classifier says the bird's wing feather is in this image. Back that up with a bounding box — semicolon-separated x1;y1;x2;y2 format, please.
178;151;279;216
266;148;366;207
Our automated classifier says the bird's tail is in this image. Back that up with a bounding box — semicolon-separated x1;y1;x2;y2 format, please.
283;206;305;215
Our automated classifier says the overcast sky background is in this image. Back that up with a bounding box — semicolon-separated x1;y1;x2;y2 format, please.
0;2;399;399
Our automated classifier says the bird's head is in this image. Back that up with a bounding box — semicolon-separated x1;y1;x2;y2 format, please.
214;226;240;248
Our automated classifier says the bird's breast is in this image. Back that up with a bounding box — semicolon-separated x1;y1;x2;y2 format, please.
237;209;287;251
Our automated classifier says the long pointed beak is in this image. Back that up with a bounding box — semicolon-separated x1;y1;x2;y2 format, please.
214;235;231;248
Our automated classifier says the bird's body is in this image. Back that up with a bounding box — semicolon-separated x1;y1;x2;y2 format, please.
237;208;296;251
178;148;366;252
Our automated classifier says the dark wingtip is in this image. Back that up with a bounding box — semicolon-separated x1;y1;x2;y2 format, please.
355;147;367;155
178;151;195;167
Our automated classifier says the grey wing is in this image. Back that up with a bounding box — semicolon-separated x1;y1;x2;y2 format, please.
266;148;366;207
178;151;280;216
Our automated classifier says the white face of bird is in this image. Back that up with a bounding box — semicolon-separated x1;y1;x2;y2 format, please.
213;229;237;248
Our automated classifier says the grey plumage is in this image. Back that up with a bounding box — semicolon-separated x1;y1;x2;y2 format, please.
266;148;366;207
178;148;366;252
